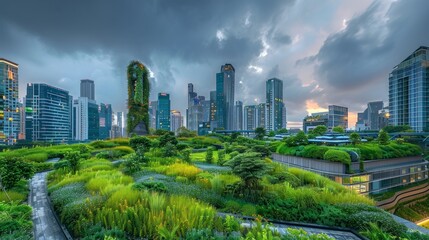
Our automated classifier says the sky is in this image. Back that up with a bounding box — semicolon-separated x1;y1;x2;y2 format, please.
1;0;428;129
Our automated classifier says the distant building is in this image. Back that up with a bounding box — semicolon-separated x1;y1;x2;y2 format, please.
72;97;99;141
216;64;235;130
257;103;266;128
156;93;170;130
378;107;390;130
186;83;197;129
234;101;243;130
18;99;26;140
99;103;112;139
355;101;384;131
117;112;125;137
209;91;217;122
328;105;348;129
0;58;20;145
201;100;211;123
149;101;157;130
80;79;95;100
25;83;72;143
389;46;429;132
244;105;257;130
303;112;329;133
198;122;211;136
110;125;122;139
266;78;284;131
170;110;183;133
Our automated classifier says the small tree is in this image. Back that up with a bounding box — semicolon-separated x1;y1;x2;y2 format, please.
312;125;327;136
217;149;226;166
130;136;152;151
276;128;288;134
159;132;178;147
0;157;34;189
163;142;178;157
205;147;214;164
65;151;81;174
181;148;192;163
294;131;308;145
177;127;197;137
226;152;269;189
254;127;266;140
268;131;276;137
332;126;345;134
349;132;361;145
378;130;389;145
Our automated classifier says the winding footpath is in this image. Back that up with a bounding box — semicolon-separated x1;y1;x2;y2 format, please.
29;159;70;240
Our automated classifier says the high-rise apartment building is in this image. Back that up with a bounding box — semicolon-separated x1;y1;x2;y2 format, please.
0;58;20;145
328;105;348;129
80;79;95;100
244;105;257;130
117;112;125;137
187;83;197;128
25;83;72;143
170;110;183;133
72;97;99;141
257;103;266;128
234;101;243;130
156;93;170;130
266;78;284;131
389;46;429;132
99;103;112;139
216;64;235;130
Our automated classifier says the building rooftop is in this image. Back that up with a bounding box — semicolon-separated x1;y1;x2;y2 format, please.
0;58;19;67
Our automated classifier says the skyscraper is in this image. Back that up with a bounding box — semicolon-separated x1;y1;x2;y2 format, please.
328;105;348;129
234;101;243;130
117;112;125;137
187;83;197;128
0;58;20;145
25;83;72;143
216;64;235;130
99;103;113;139
244;105;257;130
257;103;266;128
72;97;99;141
266;78;284;132
355;101;384;131
156;93;170;130
149;101;157;130
80;79;95;100
170;110;183;133
389;46;429;132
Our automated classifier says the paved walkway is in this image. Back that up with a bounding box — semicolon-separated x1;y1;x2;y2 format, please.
29;171;67;240
391;214;429;235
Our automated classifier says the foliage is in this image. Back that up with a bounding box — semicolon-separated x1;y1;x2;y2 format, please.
377;130;390;145
163;142;178;157
311;125;327;136
0;202;33;239
276;128;288;134
251;145;271;158
332;126;344;133
255;127;266;140
347;211;407;236
323;149;351;165
133;181;167;192
217;149;226;166
157;163;202;180
285;131;308;147
112;146;135;155
130;136;152;150
181;148;192;163
383;125;413;133
25;152;48;162
349;132;361;145
65;151;81;173
32;162;53;172
0;157;34;189
226;152;270;189
177;126;197;137
159;132;178;147
206;147;214;164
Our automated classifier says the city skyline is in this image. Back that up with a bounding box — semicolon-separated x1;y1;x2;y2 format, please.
1;0;428;128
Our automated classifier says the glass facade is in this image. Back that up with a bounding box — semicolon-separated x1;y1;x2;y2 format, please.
25;83;72;143
216;64;235;130
234;101;243;130
328;105;348;129
80;79;95;100
244;105;257;130
98;103;112;139
156;93;170;130
389;46;429;132
266;78;284;131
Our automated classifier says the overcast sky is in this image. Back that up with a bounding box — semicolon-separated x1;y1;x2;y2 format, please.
1;0;428;128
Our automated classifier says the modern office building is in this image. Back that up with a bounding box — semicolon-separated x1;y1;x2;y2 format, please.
303;112;329;133
149;101;157;130
356;101;384;131
244;105;257;130
234;101;243;130
216;64;235;130
209;91;217;122
389;46;429;132
328;105;348;129
0;58;20;145
117;111;125;137
187;83;198;129
257;103;266;128
80;79;95;100
188;98;203;131
156;93;170;130
18;99;26;140
72;97;99;141
25;83;72;143
170;110;183;133
99;103;112;139
266;78;284;132
201;100;211;123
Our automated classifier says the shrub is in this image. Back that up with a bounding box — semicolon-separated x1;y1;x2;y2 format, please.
347;211;407;236
217;150;226;166
229;151;239;159
32;162;53;172
0;202;33;238
181;148;192;163
223;200;242;213
0;157;34;189
241;204;257;216
301;145;329;159
64;151;81;173
205;147;214;164
133;181;167;192
130;136;152;150
323;149;351;165
112;146;135;155
90;140;118;149
226;152;270;189
163;142;178;157
25;152;48;163
251;145;271;157
162;163;202;180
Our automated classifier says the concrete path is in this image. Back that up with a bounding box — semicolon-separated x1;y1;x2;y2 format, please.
29;171;67;240
391;214;429;235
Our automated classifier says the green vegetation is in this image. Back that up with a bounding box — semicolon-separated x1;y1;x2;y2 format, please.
332;126;345;133
0;202;33;240
0;157;34;189
395;197;429;223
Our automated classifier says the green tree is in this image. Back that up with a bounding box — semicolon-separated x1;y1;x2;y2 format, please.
254;127;266;140
294;131;308;145
312;125;327;136
159;132;178;147
383;125;413;133
163;142;178;157
176;127;197;137
130;136;152;150
205;147;214;164
65;151;81;174
230;132;240;141
181;148;192;163
377;130;390;145
0;157;34;189
226;152;269;188
154;129;170;136
268;131;276;137
276;128;288;134
332;126;345;133
349;132;361;145
217;149;226;166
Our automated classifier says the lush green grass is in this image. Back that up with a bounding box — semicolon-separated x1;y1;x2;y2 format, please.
0;202;33;240
0;180;29;203
395;197;429;223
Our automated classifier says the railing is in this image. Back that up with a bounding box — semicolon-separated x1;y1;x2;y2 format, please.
377;183;429;210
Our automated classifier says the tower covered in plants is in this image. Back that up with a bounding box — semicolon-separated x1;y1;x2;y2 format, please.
127;60;150;136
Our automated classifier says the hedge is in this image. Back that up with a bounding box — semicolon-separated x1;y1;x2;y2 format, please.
323;149;351;165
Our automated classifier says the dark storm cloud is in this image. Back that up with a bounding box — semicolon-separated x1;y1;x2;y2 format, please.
309;0;429;90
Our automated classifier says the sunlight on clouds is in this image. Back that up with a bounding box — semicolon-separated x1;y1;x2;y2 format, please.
248;65;263;73
305;100;328;115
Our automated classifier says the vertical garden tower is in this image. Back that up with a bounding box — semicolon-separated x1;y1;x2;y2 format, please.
127;60;150;136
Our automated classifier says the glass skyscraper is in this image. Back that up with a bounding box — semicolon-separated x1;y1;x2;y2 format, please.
328;105;348;129
0;58;20;145
156;93;170;130
244;105;257;130
25;83;72;143
389;46;429;132
216;64;235;130
266;78;284;131
72;97;99;141
234;100;243;130
80;79;95;100
99;103;112;139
